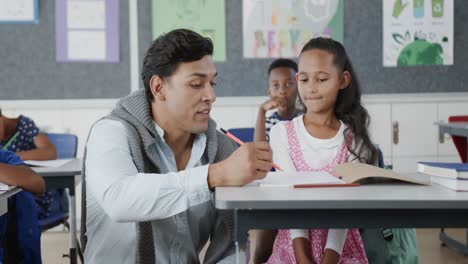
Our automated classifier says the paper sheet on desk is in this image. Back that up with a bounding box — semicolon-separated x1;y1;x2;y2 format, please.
246;171;344;187
24;159;73;168
0;183;10;191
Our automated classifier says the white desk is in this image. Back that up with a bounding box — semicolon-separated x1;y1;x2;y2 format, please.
436;121;468;255
216;181;468;261
0;187;21;216
33;158;82;264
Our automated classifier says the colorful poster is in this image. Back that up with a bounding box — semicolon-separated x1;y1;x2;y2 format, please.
243;0;343;58
152;0;226;62
383;0;453;67
56;0;120;63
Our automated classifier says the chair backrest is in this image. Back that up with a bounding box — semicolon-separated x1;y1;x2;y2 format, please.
45;133;78;159
377;148;385;168
448;115;468;163
227;127;254;143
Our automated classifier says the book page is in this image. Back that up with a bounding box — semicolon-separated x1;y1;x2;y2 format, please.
333;163;429;185
247;171;344;187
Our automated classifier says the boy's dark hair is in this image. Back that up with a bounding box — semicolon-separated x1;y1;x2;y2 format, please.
141;29;214;102
299;37;378;165
267;58;298;76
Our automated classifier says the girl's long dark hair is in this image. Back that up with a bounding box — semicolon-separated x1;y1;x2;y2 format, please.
300;37;378;165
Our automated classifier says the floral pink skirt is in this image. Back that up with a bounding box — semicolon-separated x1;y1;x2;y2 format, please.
265;229;368;264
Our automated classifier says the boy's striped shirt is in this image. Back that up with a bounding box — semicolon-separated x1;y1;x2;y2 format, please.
265;110;300;141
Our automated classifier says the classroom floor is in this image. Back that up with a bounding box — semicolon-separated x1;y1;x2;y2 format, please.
41;228;468;264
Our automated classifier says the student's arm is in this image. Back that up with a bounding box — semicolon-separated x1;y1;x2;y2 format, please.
254;99;282;142
16;133;57;161
290;230;313;263
294;237;314;264
252;229;277;263
86;120;272;222
321;229;347;264
0;163;45;195
291;230;345;264
254;106;268;142
321;249;340;264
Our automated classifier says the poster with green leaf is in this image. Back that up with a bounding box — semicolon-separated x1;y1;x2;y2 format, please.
383;0;453;67
152;0;226;62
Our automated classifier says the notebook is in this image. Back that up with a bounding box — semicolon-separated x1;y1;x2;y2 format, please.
417;162;468;180
431;176;468;191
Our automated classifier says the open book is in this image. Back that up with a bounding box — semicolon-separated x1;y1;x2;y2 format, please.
249;163;429;187
333;163;428;185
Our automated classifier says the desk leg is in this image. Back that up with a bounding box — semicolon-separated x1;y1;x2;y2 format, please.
440;229;468;256
68;180;77;264
235;210;248;264
439;137;468;256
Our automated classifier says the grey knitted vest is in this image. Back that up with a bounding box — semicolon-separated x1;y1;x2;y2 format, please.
81;89;237;263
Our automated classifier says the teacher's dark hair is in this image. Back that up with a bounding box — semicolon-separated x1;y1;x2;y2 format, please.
141;29;214;103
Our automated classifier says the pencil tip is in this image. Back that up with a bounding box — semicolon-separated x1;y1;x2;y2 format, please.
220;128;227;133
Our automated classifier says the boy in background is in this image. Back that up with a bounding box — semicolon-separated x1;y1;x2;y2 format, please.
252;58;300;263
254;58;300;142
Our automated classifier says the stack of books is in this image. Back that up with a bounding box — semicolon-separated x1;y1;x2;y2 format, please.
418;162;468;191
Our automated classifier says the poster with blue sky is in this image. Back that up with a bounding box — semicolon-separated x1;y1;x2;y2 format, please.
383;0;453;67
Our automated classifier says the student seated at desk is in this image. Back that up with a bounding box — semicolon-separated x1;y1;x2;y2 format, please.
254;58;301;142
261;37;379;264
0;108;57;161
0;149;45;264
0;108;61;225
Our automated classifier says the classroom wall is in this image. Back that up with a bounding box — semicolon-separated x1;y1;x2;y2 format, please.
1;0;468;100
1;92;467;162
0;0;131;100
2;0;468;231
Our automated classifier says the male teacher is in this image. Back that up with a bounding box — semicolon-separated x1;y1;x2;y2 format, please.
82;29;273;263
